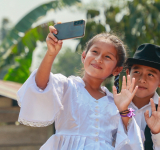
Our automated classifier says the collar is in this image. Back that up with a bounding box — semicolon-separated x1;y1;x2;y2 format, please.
152;92;159;105
130;92;159;110
68;76;113;98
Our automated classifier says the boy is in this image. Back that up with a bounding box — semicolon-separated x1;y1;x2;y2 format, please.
125;43;160;150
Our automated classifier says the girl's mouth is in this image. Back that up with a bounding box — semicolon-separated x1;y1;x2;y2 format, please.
91;64;102;69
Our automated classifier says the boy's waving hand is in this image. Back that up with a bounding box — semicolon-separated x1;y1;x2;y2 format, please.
145;98;160;134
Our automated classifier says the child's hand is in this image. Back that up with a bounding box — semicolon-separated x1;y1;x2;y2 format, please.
46;25;63;55
145;98;160;134
113;75;138;112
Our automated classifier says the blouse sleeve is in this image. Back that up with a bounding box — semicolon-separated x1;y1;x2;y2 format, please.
151;132;160;150
17;69;68;127
114;117;144;150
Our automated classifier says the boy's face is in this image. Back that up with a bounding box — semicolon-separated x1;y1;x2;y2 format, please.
126;64;160;99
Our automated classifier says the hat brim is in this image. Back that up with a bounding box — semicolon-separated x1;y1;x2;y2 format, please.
126;58;160;71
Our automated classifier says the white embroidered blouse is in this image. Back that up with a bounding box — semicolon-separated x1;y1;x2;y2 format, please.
17;70;144;150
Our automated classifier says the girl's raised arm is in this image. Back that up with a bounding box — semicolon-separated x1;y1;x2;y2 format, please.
35;25;63;90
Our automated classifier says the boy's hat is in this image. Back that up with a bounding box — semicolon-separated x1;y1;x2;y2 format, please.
125;43;160;70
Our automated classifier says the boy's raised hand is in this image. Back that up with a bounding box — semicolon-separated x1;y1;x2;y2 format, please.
145;98;160;134
46;25;63;55
113;75;138;112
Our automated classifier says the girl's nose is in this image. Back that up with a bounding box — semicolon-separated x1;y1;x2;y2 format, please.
95;56;103;63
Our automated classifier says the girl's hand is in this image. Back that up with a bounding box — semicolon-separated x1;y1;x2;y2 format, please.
113;75;138;111
145;98;160;134
46;25;63;55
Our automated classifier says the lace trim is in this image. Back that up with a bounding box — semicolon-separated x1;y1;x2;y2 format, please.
18;117;54;127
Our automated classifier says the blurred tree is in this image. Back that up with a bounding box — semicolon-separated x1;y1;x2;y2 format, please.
105;0;160;55
3;21;54;83
104;0;160;92
0;18;11;42
0;0;81;82
52;48;82;77
76;9;106;51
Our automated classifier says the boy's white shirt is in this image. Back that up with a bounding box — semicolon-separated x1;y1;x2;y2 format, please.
129;92;160;150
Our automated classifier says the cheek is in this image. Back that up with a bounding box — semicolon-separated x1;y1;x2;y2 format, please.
130;74;139;85
129;73;135;80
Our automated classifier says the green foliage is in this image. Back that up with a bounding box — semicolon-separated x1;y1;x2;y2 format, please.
104;0;160;92
52;48;82;77
76;21;106;52
2;21;54;83
0;1;58;55
106;0;160;56
0;0;81;82
87;9;100;19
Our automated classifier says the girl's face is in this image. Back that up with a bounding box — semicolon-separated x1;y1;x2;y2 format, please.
82;39;122;80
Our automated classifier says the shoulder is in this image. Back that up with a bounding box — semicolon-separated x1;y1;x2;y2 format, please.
102;86;118;108
102;86;114;101
68;75;85;87
152;92;159;105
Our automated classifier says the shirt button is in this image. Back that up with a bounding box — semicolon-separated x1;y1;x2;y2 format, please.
95;113;98;115
95;125;98;128
96;106;99;109
96;119;99;122
96;132;99;135
95;138;99;142
95;101;98;103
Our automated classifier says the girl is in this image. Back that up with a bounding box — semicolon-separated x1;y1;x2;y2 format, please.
17;25;144;150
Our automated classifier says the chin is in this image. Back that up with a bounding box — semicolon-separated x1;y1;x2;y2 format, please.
135;92;153;99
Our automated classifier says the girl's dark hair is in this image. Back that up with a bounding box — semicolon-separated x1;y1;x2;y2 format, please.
85;32;127;93
124;62;133;73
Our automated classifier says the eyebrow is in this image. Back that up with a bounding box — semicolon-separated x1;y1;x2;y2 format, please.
93;46;116;57
132;66;158;74
147;69;158;74
132;66;141;70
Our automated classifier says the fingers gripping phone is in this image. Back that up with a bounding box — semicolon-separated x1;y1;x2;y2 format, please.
53;20;85;40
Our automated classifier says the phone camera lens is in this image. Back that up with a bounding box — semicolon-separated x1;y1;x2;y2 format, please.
74;21;78;26
74;20;83;26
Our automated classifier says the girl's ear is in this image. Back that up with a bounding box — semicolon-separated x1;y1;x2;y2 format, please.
113;67;123;76
126;69;130;75
81;51;86;63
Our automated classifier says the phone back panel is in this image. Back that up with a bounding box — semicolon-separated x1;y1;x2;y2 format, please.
53;20;85;40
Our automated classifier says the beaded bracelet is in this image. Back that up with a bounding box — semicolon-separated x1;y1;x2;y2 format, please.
119;109;130;114
120;108;135;118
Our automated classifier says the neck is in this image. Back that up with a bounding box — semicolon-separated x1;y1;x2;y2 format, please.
132;94;154;109
82;73;104;90
82;73;106;99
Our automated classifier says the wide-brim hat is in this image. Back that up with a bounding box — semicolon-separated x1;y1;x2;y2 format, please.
125;43;160;70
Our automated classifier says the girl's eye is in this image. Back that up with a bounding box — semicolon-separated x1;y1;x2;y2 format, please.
105;56;111;59
92;51;97;53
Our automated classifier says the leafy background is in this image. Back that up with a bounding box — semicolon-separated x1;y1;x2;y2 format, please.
0;0;160;92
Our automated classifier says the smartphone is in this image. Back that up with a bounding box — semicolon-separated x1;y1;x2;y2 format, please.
53;20;85;40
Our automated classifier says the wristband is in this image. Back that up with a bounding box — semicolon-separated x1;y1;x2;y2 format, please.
119;109;130;114
120;108;135;118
